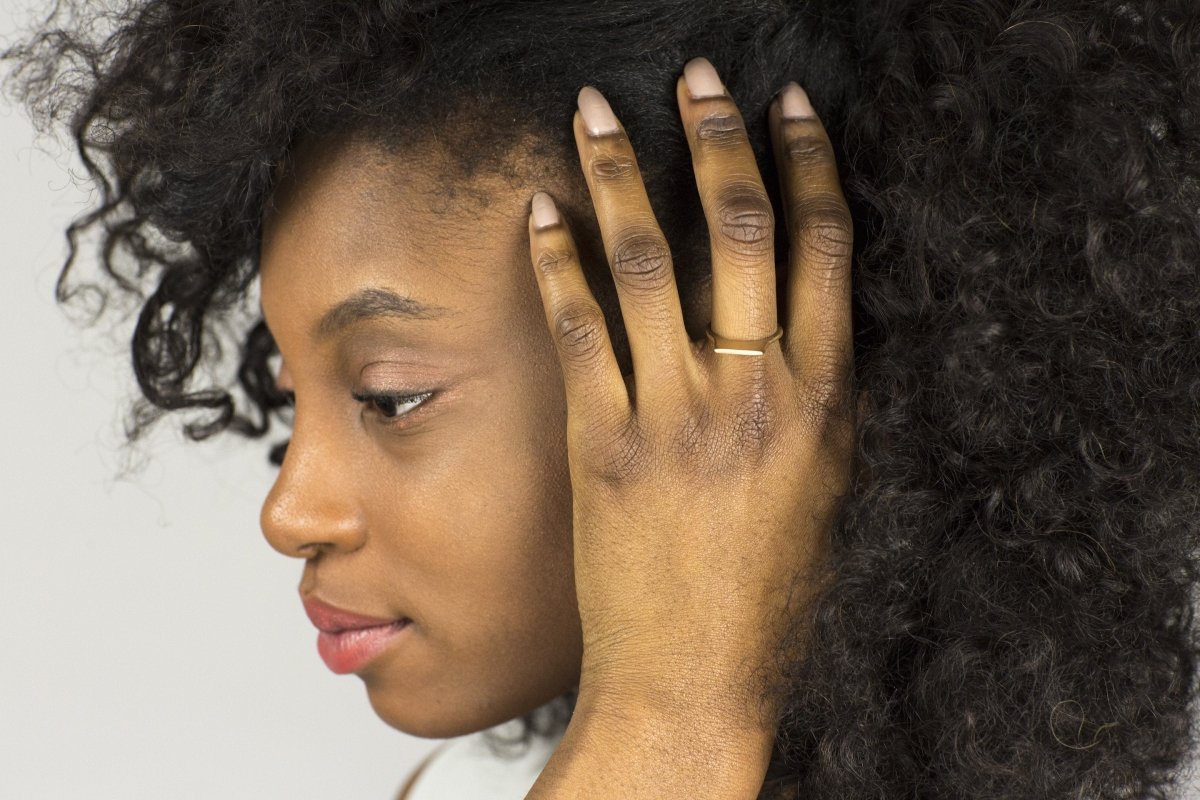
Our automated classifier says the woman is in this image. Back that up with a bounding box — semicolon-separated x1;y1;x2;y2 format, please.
6;1;1200;798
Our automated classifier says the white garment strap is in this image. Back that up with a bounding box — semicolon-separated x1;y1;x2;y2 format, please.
406;728;561;800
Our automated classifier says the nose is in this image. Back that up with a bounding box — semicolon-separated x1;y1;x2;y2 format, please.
260;406;367;559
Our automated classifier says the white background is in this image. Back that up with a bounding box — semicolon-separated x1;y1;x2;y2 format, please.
4;1;1200;798
0;2;441;798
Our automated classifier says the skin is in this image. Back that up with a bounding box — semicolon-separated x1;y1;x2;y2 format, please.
262;55;857;797
258;130;595;738
523;63;857;798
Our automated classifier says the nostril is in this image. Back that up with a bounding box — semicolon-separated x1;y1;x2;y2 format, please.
258;422;368;558
296;543;325;560
260;480;369;559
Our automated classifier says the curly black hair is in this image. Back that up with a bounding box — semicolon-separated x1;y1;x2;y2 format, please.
6;0;1200;797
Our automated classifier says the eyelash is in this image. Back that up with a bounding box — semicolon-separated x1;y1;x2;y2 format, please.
350;389;436;427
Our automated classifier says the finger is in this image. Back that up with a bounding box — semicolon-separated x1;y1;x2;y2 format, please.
676;57;779;348
574;86;698;400
528;190;632;431
768;82;854;382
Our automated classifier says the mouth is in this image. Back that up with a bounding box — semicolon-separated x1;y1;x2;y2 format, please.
302;596;412;674
315;620;412;674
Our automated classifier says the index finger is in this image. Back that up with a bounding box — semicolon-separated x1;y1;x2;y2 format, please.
768;83;854;384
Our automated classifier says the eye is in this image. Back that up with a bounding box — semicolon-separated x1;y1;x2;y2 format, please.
351;389;435;426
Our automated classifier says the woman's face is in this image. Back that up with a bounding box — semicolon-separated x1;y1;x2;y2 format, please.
257;132;594;737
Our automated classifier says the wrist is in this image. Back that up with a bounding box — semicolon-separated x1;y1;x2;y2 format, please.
587;679;778;768
528;682;776;799
578;658;784;751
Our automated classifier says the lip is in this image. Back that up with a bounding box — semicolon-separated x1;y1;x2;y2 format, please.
302;596;412;674
302;596;405;633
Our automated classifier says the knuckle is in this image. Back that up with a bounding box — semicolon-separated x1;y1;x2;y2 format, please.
800;368;854;432
729;385;779;455
585;418;649;485
665;401;713;464
805;376;841;420
713;367;786;460
784;132;835;166
609;231;673;294
535;247;574;275
715;185;775;256
795;200;854;263
695;112;748;148
587;151;637;183
551;301;607;366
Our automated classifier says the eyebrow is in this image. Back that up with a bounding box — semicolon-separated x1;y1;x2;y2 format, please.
312;287;455;340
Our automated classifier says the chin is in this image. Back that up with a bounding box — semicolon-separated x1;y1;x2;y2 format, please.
362;681;525;739
368;697;474;739
361;669;581;740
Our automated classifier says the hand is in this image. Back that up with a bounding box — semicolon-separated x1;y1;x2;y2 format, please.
526;58;856;745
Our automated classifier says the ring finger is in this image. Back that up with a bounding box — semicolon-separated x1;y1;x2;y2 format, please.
676;57;779;352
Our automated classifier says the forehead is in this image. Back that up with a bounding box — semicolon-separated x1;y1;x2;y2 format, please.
258;132;538;334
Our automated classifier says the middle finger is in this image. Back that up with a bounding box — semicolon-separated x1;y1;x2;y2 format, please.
573;86;697;402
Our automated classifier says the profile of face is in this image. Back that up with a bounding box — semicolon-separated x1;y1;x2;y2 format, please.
257;131;600;738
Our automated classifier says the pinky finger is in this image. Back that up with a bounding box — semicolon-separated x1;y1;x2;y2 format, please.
528;191;631;433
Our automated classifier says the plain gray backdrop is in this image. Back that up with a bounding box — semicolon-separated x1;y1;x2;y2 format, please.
0;2;441;798
3;1;1200;798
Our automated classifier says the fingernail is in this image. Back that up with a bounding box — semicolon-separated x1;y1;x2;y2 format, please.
578;86;620;136
779;82;815;119
683;57;727;99
531;191;559;230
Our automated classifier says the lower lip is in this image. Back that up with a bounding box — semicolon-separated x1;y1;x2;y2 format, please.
316;620;412;674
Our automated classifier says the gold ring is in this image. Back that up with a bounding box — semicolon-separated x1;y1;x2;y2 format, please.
705;325;784;356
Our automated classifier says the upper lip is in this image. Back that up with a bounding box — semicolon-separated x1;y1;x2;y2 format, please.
301;596;406;633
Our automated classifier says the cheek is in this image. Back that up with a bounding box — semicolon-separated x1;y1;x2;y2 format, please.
446;378;574;602
375;356;574;618
455;367;575;625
